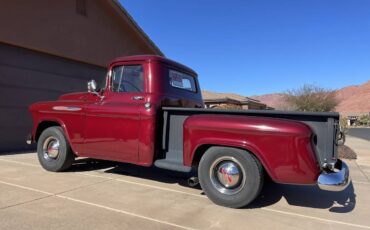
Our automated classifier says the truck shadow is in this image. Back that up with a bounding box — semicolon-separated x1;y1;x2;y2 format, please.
69;158;356;213
70;158;195;187
249;179;356;213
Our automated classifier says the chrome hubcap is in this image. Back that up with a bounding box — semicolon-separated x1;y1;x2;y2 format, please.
216;162;240;188
210;156;246;195
43;137;60;160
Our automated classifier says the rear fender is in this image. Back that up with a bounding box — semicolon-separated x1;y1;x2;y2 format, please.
183;114;320;184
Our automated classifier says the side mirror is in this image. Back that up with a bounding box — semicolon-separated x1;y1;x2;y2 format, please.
87;80;97;93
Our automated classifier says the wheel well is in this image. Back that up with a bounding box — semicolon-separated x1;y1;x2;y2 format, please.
192;144;213;167
192;144;271;180
35;121;61;142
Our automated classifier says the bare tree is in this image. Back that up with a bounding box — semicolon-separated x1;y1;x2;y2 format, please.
284;84;338;112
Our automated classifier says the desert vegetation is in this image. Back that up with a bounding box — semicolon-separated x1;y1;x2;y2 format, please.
354;114;370;126
284;84;338;112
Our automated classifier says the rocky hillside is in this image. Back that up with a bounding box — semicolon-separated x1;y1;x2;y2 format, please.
250;93;287;109
202;80;370;115
334;80;370;115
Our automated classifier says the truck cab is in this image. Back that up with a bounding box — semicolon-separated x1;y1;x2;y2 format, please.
30;56;202;165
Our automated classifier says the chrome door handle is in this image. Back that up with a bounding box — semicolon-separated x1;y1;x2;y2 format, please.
132;96;144;100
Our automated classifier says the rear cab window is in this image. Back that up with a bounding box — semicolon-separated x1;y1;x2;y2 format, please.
169;70;197;92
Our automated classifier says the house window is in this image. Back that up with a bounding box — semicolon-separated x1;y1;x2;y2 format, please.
76;0;87;16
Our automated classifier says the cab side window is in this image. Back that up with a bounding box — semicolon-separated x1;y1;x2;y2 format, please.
111;65;144;93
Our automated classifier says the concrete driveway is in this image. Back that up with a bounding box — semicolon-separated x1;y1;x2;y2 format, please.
1;138;370;230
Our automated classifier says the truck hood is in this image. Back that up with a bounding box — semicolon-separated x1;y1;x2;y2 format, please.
58;92;90;101
28;92;89;112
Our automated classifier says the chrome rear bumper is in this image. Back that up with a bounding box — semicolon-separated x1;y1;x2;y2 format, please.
317;159;350;192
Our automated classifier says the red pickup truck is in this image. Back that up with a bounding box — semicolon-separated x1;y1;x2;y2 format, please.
28;55;349;208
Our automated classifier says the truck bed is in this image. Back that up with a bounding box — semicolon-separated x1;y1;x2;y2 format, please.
156;107;340;172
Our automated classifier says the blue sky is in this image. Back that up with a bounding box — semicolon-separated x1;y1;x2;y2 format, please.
121;0;370;95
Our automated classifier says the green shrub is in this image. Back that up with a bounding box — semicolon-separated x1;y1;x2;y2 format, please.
356;114;370;126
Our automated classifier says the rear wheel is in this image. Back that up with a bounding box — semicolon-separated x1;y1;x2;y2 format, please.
198;146;264;208
37;126;75;172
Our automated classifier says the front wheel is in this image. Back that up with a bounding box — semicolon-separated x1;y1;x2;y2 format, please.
198;147;264;208
37;126;75;172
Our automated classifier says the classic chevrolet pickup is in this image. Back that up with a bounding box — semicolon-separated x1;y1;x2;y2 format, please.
28;55;350;208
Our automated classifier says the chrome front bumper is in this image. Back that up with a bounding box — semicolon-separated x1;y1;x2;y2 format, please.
317;159;350;192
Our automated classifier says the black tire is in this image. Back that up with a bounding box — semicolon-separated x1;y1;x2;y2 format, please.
37;126;75;172
198;146;264;208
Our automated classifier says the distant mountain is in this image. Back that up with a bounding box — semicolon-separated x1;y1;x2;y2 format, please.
335;80;370;115
202;80;370;115
250;93;287;110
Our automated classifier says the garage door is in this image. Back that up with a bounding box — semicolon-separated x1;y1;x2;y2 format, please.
0;43;106;152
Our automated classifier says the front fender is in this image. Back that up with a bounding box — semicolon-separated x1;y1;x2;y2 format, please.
29;101;85;156
183;114;320;184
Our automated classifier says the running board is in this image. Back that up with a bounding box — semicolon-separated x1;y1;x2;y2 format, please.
154;159;192;172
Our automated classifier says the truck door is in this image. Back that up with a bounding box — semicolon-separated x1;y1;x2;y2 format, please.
83;64;146;163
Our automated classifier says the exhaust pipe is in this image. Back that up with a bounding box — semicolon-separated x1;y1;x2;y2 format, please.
188;177;199;187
